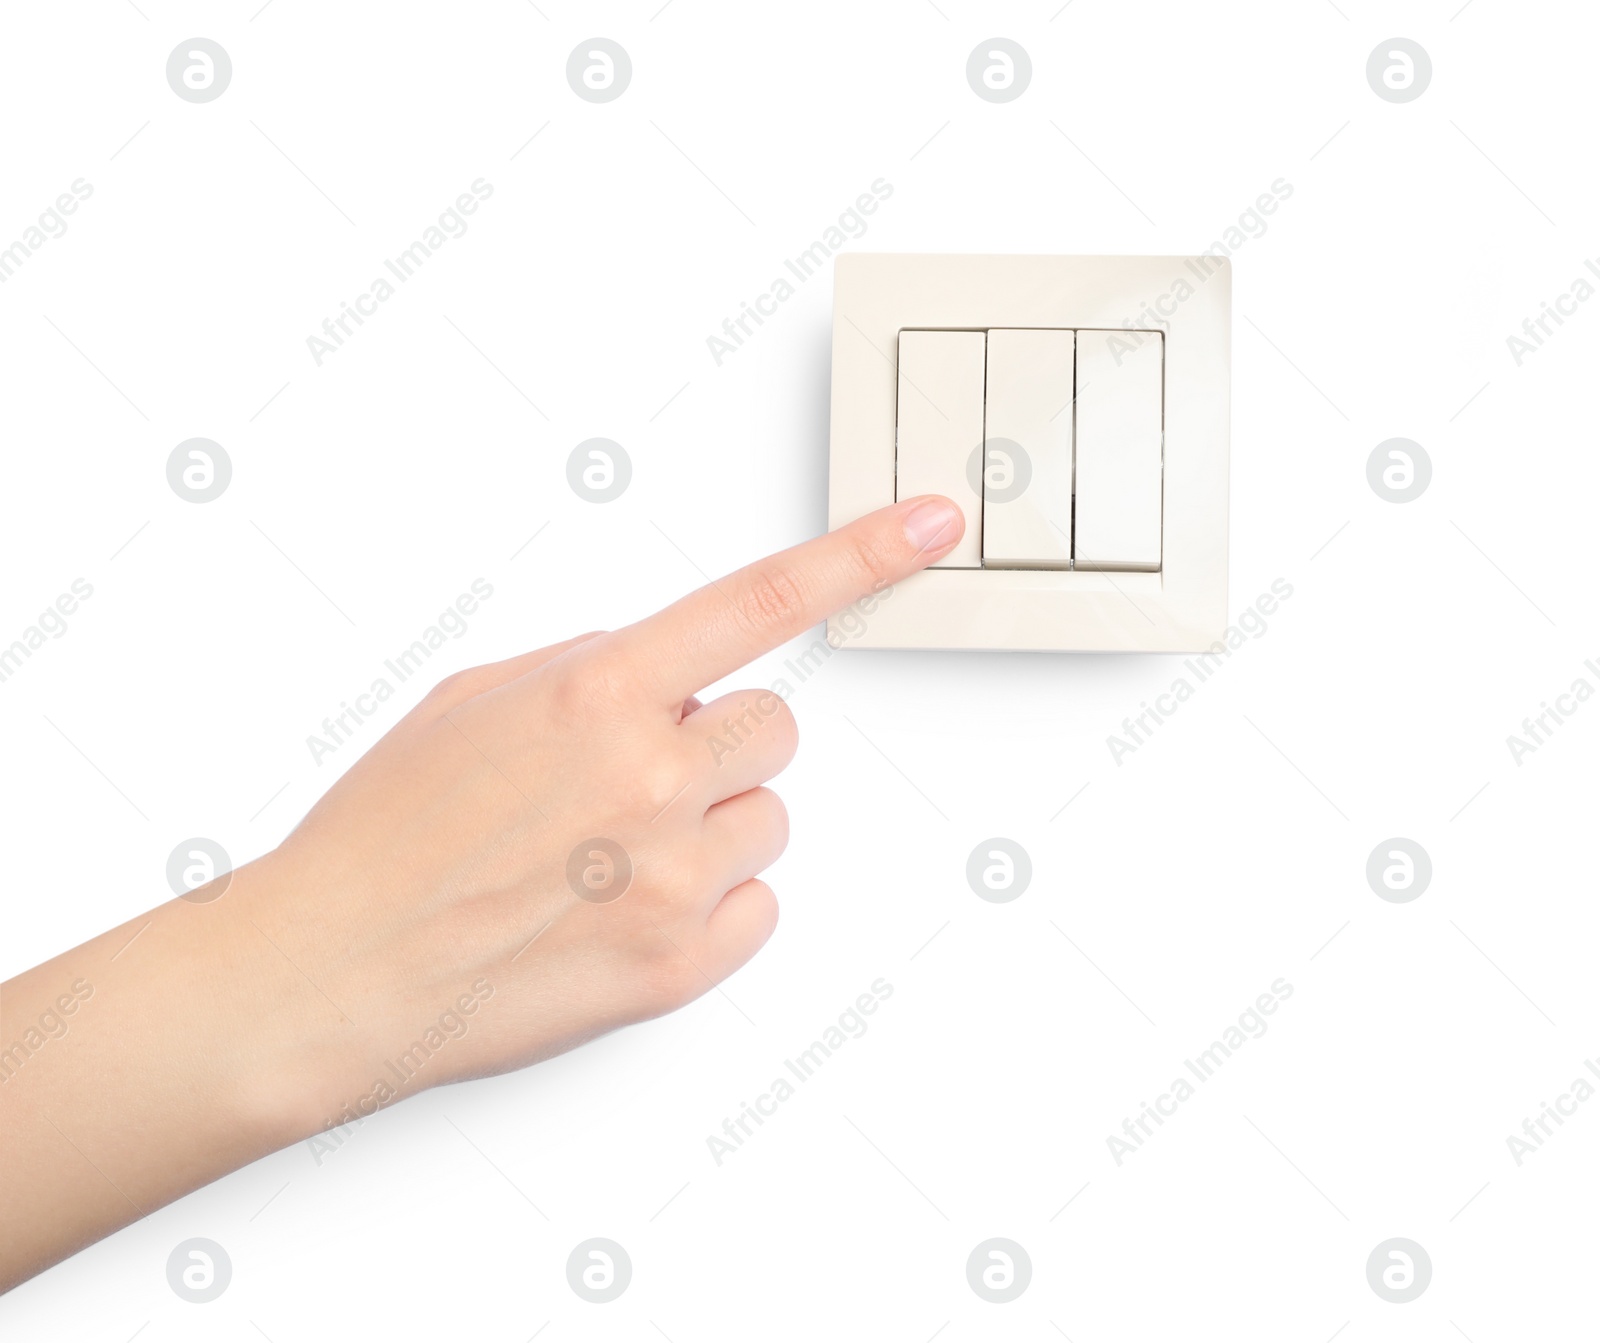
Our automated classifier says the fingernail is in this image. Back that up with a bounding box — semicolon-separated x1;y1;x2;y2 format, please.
902;498;962;554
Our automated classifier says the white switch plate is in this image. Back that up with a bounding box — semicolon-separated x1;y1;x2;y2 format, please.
827;253;1231;652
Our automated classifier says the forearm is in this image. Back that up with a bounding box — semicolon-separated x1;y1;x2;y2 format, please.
0;858;341;1291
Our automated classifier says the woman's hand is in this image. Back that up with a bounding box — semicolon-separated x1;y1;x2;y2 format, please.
0;495;963;1291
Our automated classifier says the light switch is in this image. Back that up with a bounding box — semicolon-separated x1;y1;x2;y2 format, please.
827;254;1229;651
982;328;1075;568
1074;330;1163;571
895;329;984;569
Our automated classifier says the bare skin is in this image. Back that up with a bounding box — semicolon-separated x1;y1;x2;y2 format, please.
0;495;963;1292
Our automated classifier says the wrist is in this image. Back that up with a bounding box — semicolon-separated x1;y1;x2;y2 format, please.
0;857;371;1281
200;850;384;1154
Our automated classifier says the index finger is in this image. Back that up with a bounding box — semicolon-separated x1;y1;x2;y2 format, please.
613;495;964;704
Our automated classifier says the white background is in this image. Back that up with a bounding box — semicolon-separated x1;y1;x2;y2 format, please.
2;1;1597;1338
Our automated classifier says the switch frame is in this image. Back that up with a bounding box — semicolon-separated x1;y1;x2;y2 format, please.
827;253;1230;652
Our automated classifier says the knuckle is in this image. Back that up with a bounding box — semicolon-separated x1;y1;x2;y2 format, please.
540;672;589;721
426;667;484;706
843;532;896;589
544;648;631;714
639;942;705;1012
739;564;810;633
628;755;694;819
